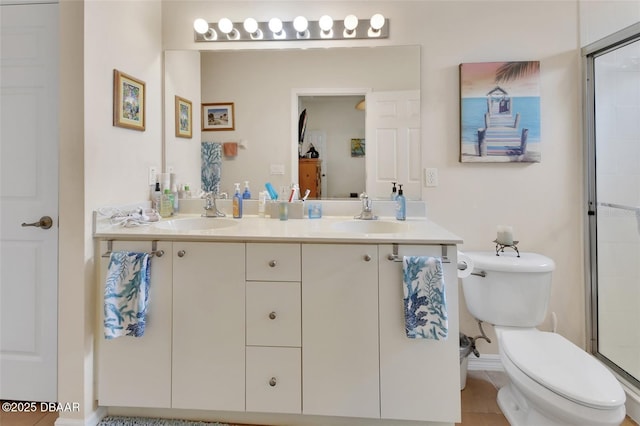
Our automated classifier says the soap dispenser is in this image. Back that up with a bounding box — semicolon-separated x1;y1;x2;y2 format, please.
233;183;243;218
242;181;251;199
390;182;398;200
395;184;406;221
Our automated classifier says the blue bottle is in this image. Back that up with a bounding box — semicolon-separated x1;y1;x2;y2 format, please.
242;181;251;199
233;183;243;218
395;184;406;221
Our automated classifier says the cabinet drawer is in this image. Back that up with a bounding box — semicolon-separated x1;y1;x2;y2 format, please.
246;282;301;347
246;243;301;282
246;347;301;414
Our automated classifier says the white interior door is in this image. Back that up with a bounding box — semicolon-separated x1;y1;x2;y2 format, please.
0;2;58;402
366;90;421;199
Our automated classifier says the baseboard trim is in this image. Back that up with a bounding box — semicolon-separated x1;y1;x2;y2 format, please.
55;407;106;426
468;354;504;372
620;380;640;424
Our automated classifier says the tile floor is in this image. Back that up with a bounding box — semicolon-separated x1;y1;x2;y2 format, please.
1;372;638;426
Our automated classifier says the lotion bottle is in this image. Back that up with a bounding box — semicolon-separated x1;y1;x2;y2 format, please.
390;182;398;200
242;181;251;199
233;183;243;218
395;184;406;221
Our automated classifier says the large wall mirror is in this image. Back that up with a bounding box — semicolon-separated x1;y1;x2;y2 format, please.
164;45;420;200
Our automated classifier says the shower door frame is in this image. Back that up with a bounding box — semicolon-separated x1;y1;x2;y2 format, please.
583;22;640;390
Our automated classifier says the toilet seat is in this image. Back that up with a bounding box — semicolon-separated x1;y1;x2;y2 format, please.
501;329;625;410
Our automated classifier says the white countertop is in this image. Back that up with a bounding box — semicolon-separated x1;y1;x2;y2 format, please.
94;214;462;245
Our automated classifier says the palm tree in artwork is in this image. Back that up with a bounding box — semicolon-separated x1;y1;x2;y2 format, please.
495;61;539;83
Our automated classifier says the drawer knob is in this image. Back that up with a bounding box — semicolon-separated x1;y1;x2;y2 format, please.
177;250;186;258
269;311;277;320
363;254;371;262
268;260;277;267
269;377;277;387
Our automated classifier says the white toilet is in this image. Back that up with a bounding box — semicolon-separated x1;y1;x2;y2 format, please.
461;251;626;426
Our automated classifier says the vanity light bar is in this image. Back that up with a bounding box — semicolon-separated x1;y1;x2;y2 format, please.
193;15;389;42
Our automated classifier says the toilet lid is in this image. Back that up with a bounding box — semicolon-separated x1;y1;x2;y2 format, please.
501;330;625;409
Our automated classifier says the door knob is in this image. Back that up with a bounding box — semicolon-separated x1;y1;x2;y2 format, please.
21;216;53;230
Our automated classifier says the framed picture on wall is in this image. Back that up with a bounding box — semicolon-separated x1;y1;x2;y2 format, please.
175;96;192;138
202;102;235;131
459;61;540;163
113;69;145;131
351;138;365;157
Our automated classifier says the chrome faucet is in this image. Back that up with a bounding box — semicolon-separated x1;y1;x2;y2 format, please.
354;192;377;220
202;192;226;217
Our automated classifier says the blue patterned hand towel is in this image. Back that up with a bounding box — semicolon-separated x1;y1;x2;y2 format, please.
403;256;448;340
201;141;222;194
104;251;151;339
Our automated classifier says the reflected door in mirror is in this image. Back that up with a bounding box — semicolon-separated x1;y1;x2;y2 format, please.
299;159;321;199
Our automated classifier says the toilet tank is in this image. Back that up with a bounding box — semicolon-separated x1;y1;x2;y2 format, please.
462;251;556;327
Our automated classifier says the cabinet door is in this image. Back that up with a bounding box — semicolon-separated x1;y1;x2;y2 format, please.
172;242;245;411
378;245;461;422
98;240;172;408
301;244;379;418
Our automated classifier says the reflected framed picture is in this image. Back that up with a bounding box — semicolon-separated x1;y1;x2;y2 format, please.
351;138;365;157
113;69;145;131
202;102;235;131
175;96;192;138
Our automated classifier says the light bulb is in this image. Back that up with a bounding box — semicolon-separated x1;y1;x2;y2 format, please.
319;15;333;32
243;18;258;34
344;14;358;31
268;17;283;34
193;18;209;35
218;18;233;34
293;16;308;33
370;13;385;31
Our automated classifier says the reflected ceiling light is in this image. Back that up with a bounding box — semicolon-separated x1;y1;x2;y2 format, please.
368;13;385;37
243;17;263;39
268;17;286;39
319;15;334;38
343;14;358;37
293;15;309;38
218;17;239;39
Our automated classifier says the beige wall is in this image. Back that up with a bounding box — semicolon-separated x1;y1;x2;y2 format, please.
56;1;639;423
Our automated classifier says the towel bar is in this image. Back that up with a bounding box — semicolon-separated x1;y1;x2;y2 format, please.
387;243;452;263
101;240;165;258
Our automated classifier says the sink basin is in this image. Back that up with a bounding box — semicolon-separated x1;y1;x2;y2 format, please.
331;220;409;234
154;217;238;231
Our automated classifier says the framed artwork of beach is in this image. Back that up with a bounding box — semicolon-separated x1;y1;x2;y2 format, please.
113;69;145;131
175;96;192;138
202;102;235;131
459;61;541;163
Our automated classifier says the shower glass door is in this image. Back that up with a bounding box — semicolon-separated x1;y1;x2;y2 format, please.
585;23;640;389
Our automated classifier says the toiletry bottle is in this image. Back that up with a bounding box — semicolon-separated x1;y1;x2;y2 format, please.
153;181;162;211
395;184;406;221
160;188;174;218
258;191;267;217
391;182;398;200
232;183;243;218
242;181;251;199
171;184;179;213
184;184;191;199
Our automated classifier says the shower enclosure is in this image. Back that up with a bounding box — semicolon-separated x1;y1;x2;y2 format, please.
584;22;640;390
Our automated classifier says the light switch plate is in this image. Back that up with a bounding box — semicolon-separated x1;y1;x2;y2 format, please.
148;167;158;185
270;164;285;175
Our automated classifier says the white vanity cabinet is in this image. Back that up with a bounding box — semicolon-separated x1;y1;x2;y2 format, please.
171;241;246;411
301;244;380;419
245;243;302;414
97;240;173;408
378;244;461;422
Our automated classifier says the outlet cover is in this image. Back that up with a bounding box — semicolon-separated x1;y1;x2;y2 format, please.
148;166;158;185
425;168;438;187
